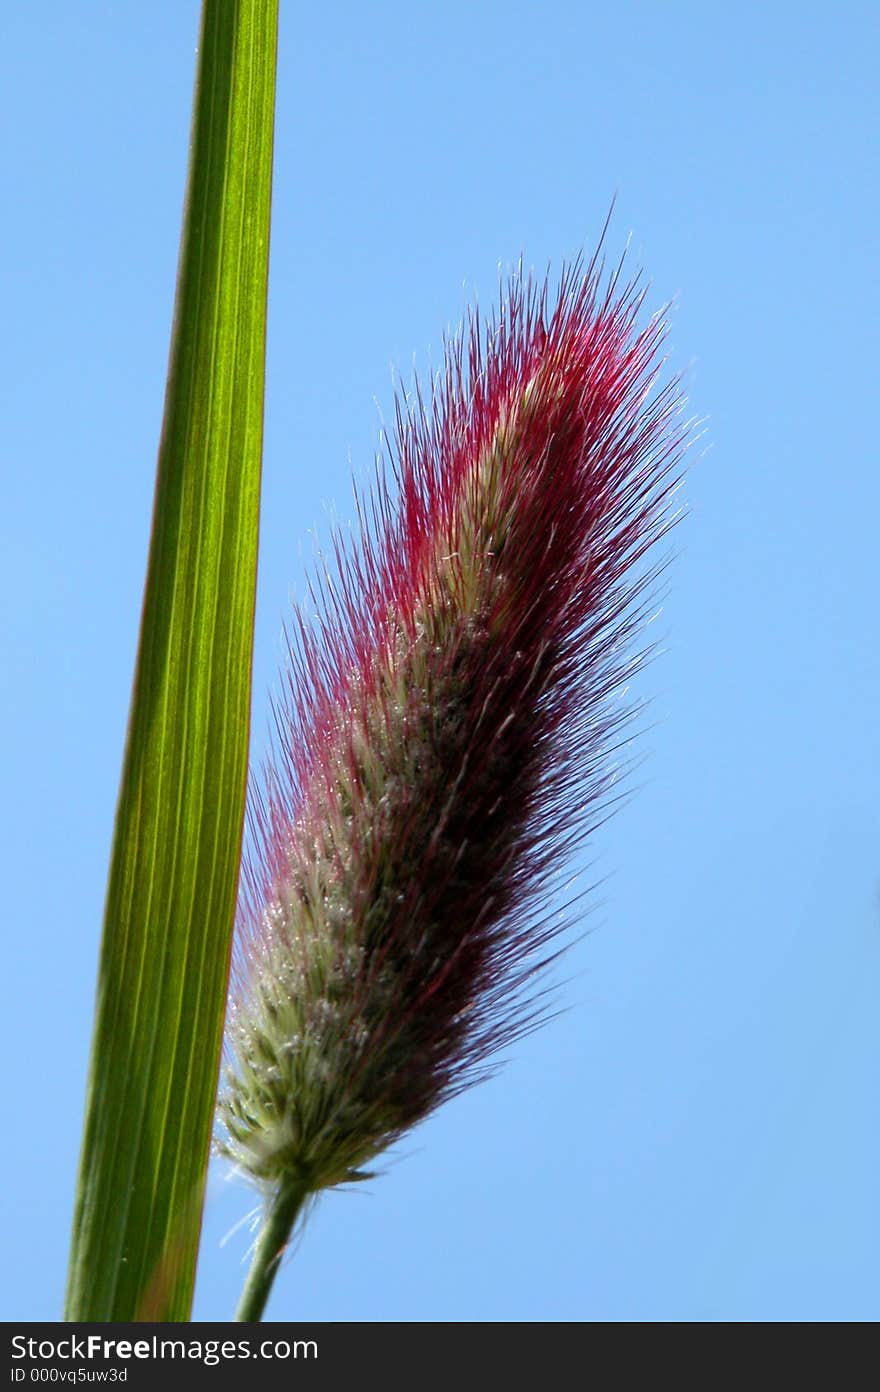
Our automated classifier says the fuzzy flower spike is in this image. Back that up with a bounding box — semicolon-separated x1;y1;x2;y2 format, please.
220;252;688;1319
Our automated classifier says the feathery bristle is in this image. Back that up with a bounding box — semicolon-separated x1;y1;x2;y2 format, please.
219;253;688;1197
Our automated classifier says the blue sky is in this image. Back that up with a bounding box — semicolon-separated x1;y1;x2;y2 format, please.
2;1;877;1321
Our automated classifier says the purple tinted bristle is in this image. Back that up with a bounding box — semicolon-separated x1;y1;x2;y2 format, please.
219;253;689;1193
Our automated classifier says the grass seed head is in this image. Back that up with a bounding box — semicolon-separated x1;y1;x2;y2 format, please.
219;252;689;1197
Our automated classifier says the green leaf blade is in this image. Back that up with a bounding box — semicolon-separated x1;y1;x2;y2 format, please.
66;0;279;1322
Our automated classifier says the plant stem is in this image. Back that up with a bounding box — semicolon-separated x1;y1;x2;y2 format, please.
235;1181;309;1321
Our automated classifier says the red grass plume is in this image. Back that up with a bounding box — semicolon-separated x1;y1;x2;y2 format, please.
219;254;688;1202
